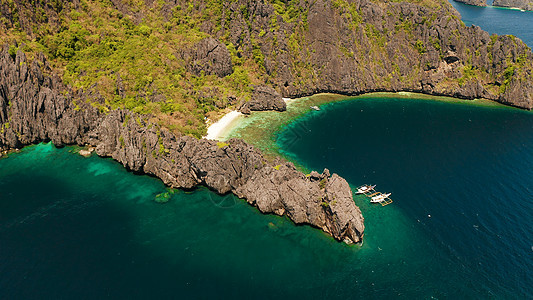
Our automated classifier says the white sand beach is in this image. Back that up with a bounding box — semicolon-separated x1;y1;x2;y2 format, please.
204;110;243;140
282;97;294;104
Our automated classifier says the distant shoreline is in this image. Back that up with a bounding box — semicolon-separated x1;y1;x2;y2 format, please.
453;0;532;12
487;5;530;12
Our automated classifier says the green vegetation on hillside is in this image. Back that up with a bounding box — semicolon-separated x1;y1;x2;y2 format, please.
1;0;532;138
0;0;270;137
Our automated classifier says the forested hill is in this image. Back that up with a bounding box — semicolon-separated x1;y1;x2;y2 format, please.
1;0;532;137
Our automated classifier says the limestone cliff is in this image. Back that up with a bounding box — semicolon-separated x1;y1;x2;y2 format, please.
1;0;532;118
239;85;287;114
201;0;533;109
0;47;364;244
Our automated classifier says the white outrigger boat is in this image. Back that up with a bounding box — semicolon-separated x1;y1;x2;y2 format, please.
310;105;320;111
356;184;376;194
371;193;391;203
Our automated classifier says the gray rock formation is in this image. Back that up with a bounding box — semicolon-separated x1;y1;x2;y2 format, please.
454;0;487;6
0;47;364;244
181;37;233;77
1;0;533;110
200;0;533;110
239;85;287;113
493;0;533;10
0;49;100;148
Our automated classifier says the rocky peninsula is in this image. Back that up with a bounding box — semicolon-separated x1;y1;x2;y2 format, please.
0;48;364;244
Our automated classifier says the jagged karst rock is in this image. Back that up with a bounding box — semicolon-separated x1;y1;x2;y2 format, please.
2;0;532;109
239;102;251;115
181;37;233;78
184;0;533;110
324;173;365;244
240;85;287;113
0;47;99;149
235;165;364;243
0;48;364;244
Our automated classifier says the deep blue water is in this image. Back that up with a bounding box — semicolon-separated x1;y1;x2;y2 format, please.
449;0;533;46
277;98;533;298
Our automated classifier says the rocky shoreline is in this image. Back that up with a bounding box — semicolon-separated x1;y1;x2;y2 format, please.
0;47;365;244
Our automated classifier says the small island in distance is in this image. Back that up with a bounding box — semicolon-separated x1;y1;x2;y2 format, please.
455;0;533;11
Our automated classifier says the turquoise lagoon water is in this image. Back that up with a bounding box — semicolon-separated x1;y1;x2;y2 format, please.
0;143;358;299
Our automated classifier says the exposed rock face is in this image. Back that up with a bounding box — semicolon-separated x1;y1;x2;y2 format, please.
0;49;100;148
235;167;363;243
2;0;533;111
0;47;364;244
195;0;533;110
240;85;287;113
181;37;233;78
493;0;533;10
454;0;487;6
